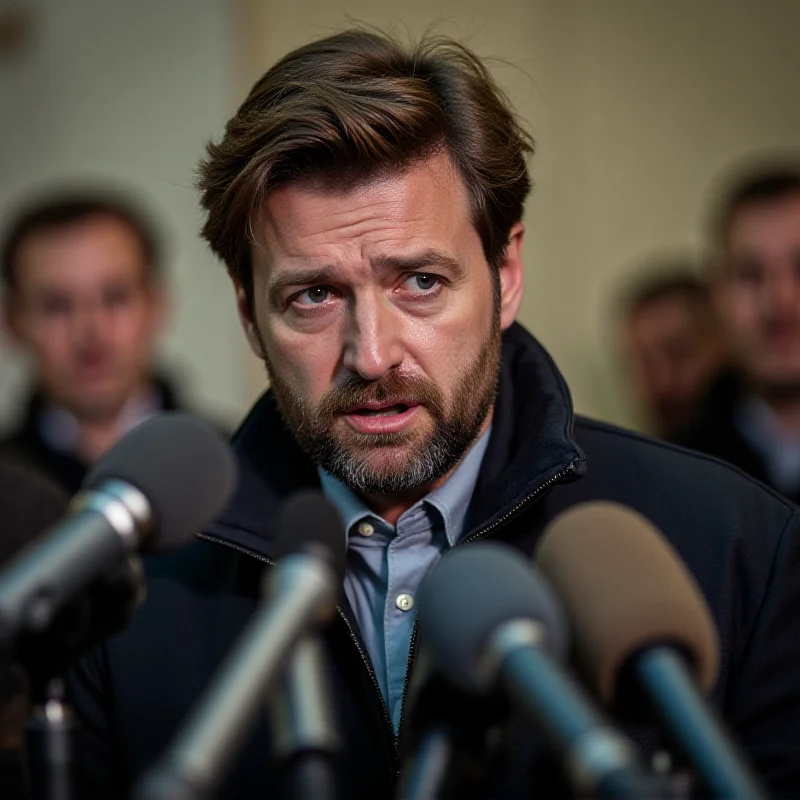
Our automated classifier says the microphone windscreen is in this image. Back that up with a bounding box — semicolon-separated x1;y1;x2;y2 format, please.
417;542;568;692
535;501;718;705
84;413;237;551
274;490;347;585
0;460;69;564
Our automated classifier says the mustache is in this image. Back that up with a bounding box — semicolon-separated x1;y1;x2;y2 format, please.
317;372;443;417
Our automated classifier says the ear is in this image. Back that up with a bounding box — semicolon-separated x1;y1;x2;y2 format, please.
230;273;265;359
498;222;525;330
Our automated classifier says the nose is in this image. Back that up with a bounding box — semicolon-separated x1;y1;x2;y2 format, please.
341;291;404;381
72;297;107;344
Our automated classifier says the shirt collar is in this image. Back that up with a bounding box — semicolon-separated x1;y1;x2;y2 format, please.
38;386;163;455
319;425;492;546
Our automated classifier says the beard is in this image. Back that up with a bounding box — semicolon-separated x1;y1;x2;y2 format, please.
259;313;502;495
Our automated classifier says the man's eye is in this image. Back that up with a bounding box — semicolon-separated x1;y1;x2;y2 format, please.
294;287;334;306
404;274;440;293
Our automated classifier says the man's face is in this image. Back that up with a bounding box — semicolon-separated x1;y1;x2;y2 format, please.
716;194;800;393
623;294;722;435
237;153;524;494
6;215;163;420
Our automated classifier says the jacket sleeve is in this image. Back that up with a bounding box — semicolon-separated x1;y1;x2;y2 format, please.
68;644;127;799
725;508;800;797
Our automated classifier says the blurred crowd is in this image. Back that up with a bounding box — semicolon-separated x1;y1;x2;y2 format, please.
618;164;800;503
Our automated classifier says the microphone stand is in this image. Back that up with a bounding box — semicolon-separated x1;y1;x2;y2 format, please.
21;555;145;800
27;676;76;800
272;636;340;800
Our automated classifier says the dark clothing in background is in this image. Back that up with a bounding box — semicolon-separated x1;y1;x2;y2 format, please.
673;372;800;505
0;376;185;496
69;324;800;798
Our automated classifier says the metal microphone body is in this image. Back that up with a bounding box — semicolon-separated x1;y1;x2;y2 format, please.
487;619;653;800
272;635;340;800
0;481;149;650
137;555;338;800
623;646;766;799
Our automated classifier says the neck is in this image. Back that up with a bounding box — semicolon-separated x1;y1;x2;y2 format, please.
76;417;128;463
68;378;154;463
761;394;800;435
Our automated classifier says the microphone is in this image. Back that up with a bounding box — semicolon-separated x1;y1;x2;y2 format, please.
0;460;69;565
415;542;657;799
536;501;768;799
0;461;70;799
135;490;346;800
0;412;237;652
272;635;341;800
397;649;509;800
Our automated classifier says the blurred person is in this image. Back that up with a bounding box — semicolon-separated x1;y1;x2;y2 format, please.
67;31;800;798
619;267;727;439
675;167;800;502
0;193;188;494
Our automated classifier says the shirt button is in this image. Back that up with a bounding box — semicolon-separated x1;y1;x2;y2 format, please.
358;521;375;538
395;593;414;612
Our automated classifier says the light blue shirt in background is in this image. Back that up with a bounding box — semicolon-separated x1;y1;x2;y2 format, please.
319;427;491;731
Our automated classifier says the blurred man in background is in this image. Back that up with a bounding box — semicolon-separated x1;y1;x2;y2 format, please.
0;193;183;494
619;267;727;439
676;167;800;502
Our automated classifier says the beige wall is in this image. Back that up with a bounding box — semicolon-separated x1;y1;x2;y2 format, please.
235;0;800;426
0;0;248;429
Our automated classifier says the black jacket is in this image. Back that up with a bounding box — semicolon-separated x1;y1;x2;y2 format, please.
673;372;800;505
0;377;184;497
70;324;800;798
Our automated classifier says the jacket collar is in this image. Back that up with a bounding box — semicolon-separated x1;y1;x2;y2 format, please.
205;322;586;558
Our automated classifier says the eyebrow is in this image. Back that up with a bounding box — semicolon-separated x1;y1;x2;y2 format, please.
266;249;467;304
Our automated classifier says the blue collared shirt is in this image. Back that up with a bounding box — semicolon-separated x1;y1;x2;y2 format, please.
319;427;491;731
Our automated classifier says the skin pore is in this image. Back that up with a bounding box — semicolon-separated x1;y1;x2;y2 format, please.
233;152;524;525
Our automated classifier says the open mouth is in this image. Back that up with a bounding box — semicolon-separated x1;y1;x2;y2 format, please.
343;401;421;434
351;403;411;417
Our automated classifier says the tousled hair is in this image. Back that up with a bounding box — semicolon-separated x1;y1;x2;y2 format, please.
197;29;534;301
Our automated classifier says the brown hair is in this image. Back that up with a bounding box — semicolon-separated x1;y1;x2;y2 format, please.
1;191;161;293
712;164;800;250
197;29;534;302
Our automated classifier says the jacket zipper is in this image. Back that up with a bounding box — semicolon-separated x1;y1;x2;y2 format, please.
193;532;399;760
395;458;580;748
195;456;578;778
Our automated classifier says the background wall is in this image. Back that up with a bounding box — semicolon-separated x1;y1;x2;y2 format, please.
0;0;250;429
2;0;799;430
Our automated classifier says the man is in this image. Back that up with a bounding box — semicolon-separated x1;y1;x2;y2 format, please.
676;168;800;502
0;193;182;494
619;267;727;439
70;32;800;798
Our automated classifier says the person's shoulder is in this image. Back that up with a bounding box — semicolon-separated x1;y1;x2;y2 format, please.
572;415;796;523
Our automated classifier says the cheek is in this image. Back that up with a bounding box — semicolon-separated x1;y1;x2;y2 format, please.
405;310;490;391
266;326;342;402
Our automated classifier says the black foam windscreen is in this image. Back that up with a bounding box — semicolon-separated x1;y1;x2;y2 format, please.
274;490;347;584
417;542;568;693
0;459;68;565
84;412;237;550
